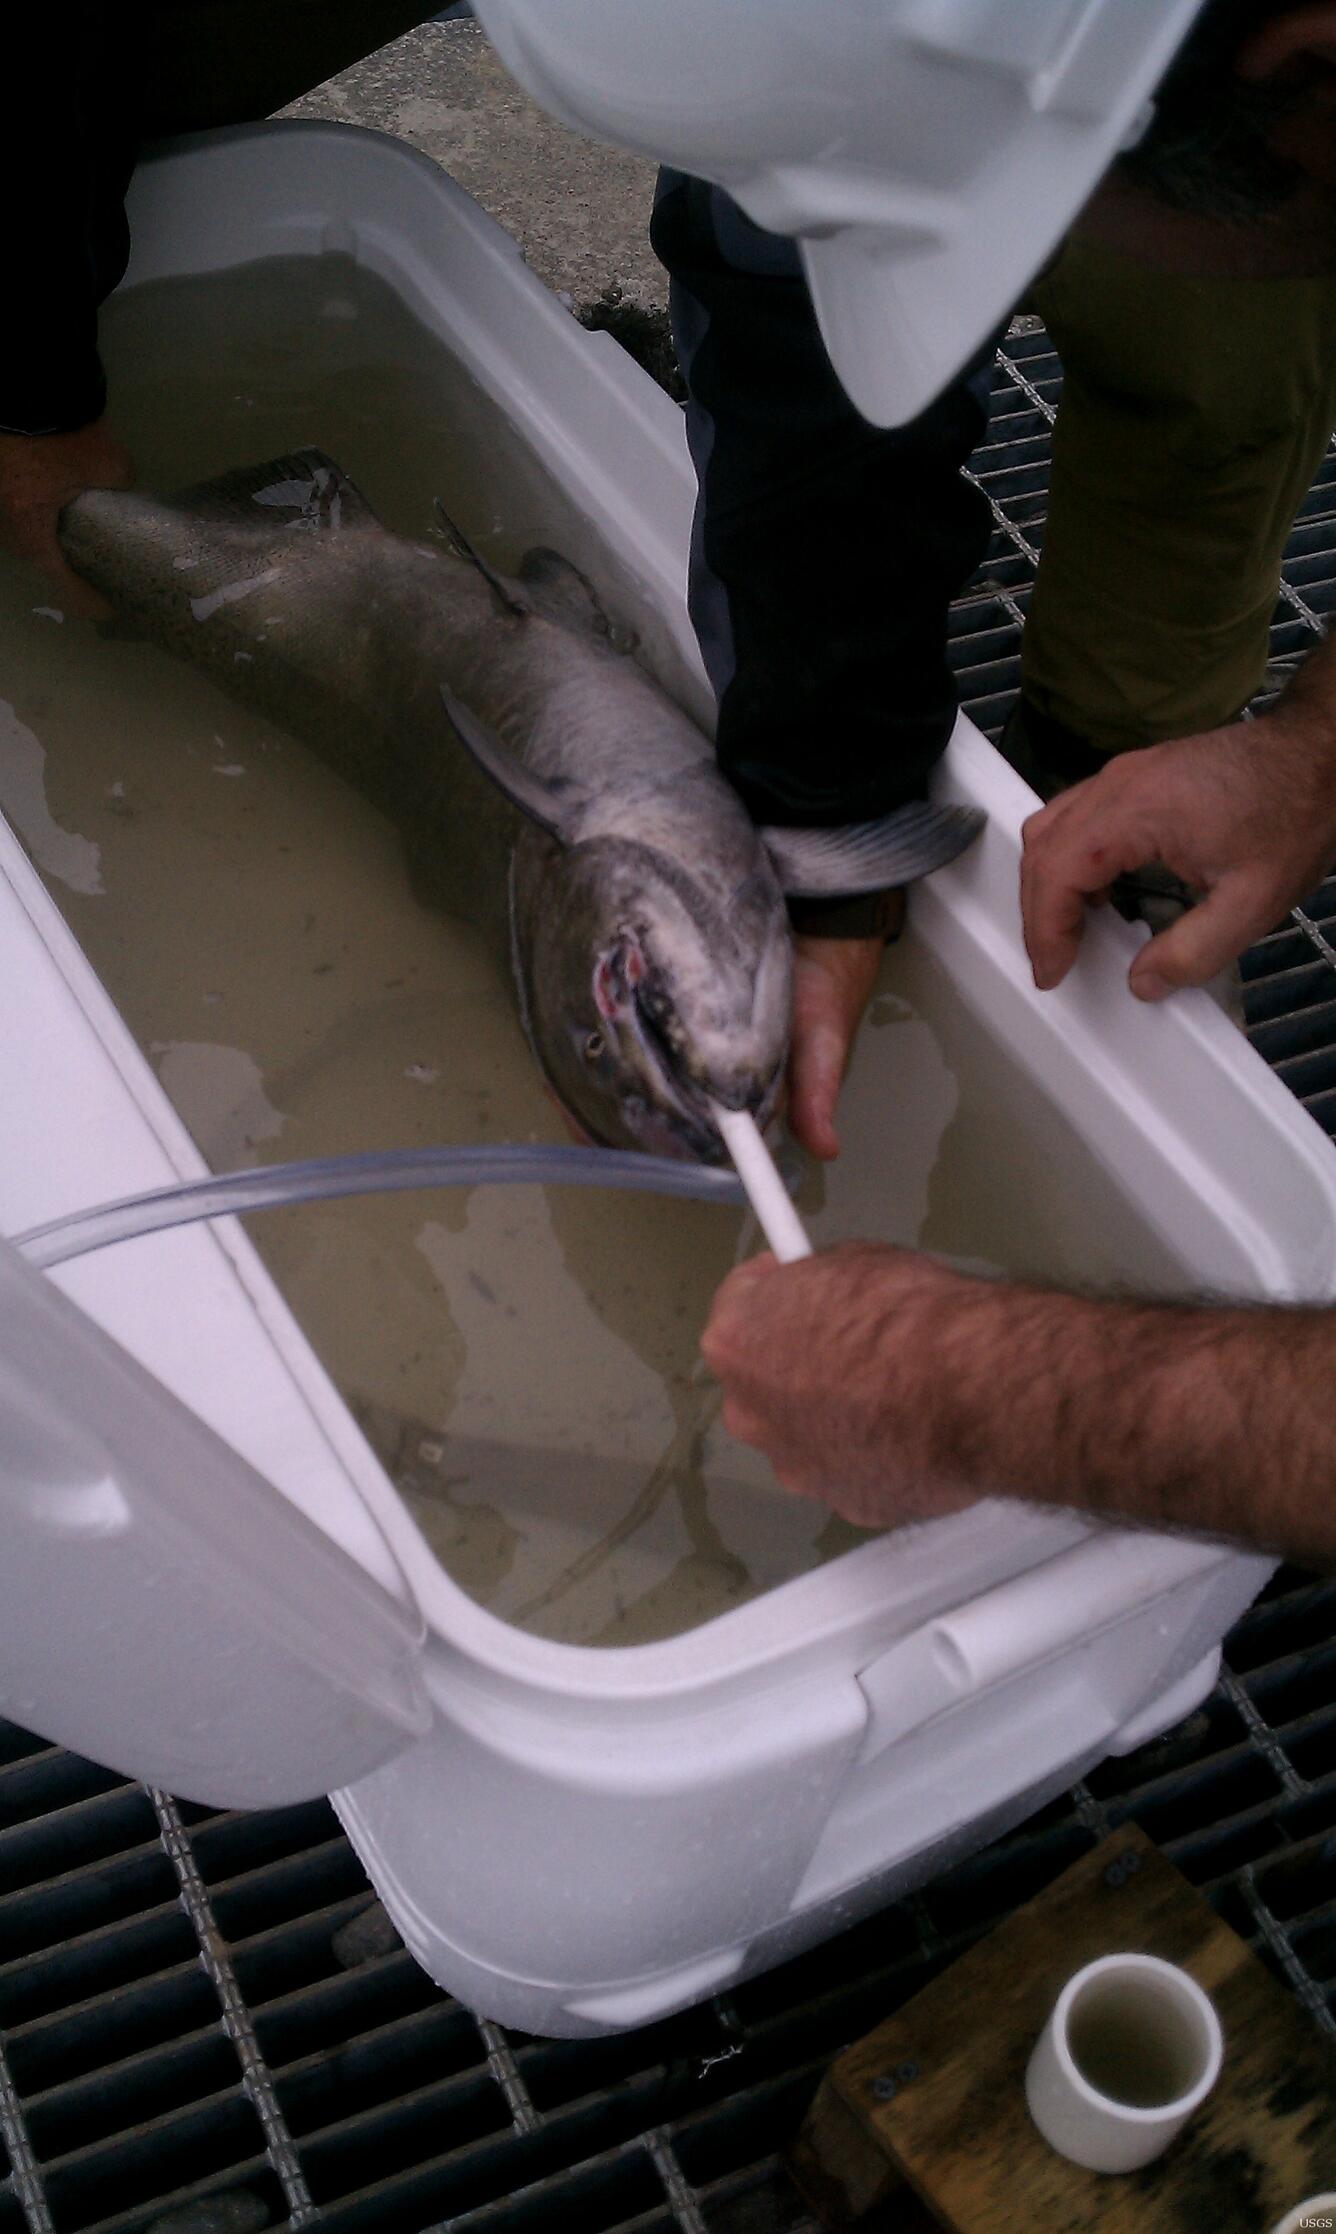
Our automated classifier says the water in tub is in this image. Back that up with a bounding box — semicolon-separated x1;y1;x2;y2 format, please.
0;254;1187;1645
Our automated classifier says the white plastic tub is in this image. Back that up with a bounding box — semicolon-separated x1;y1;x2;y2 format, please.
0;122;1329;2036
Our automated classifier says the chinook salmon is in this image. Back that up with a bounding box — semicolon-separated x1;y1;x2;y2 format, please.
61;451;982;1159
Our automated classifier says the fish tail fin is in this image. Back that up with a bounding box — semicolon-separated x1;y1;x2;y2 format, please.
177;450;384;534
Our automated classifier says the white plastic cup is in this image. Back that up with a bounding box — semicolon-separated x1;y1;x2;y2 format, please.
1025;1953;1224;2174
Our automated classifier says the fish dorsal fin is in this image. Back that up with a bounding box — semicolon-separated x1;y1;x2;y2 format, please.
434;499;529;620
182;450;381;533
441;687;586;841
517;548;638;653
761;801;986;897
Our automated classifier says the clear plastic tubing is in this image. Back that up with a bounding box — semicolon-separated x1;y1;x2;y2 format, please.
13;1143;745;1272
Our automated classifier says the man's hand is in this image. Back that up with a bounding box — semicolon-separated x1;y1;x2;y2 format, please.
1020;706;1336;999
0;420;133;619
700;1240;980;1530
785;929;891;1161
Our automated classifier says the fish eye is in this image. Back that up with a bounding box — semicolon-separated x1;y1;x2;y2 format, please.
583;1030;605;1063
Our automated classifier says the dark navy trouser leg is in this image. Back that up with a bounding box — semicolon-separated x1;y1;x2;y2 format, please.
651;171;994;829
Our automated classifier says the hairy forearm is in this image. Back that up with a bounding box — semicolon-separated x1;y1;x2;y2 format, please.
703;1245;1336;1568
919;1277;1336;1565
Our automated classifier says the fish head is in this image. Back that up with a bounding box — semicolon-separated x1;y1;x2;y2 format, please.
512;830;792;1163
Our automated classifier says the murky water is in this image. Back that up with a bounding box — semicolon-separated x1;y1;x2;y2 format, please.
1;255;1186;1645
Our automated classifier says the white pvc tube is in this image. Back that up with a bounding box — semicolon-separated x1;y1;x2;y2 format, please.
710;1106;812;1263
1025;1953;1224;2174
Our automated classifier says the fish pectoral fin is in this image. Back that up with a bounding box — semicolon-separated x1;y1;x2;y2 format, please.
761;802;986;897
518;548;636;651
440;686;585;841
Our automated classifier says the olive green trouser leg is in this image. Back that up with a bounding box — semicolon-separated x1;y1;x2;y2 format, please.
1022;235;1336;761
134;2;435;135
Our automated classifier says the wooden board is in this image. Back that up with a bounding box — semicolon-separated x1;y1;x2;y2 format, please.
790;1825;1336;2231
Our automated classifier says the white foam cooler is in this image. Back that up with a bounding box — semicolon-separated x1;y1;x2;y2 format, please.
0;122;1330;2037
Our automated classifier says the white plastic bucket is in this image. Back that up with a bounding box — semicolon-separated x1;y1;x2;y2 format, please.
1;122;1327;2034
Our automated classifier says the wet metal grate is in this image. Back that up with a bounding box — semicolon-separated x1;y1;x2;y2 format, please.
4;1568;1336;2234
4;337;1336;2234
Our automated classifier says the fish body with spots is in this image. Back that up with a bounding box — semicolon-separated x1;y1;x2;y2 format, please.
61;452;981;1158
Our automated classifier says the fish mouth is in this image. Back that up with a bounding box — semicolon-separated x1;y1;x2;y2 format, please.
577;931;784;1163
546;1007;781;1166
620;983;785;1163
549;1077;718;1164
620;990;725;1160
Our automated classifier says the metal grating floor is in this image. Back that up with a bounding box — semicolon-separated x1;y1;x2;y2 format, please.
3;333;1336;2234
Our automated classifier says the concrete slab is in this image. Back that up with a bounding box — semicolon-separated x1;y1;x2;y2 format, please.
284;19;667;319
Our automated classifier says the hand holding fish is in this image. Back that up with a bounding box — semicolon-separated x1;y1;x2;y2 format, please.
1021;683;1336;1001
0;419;132;619
785;933;887;1161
